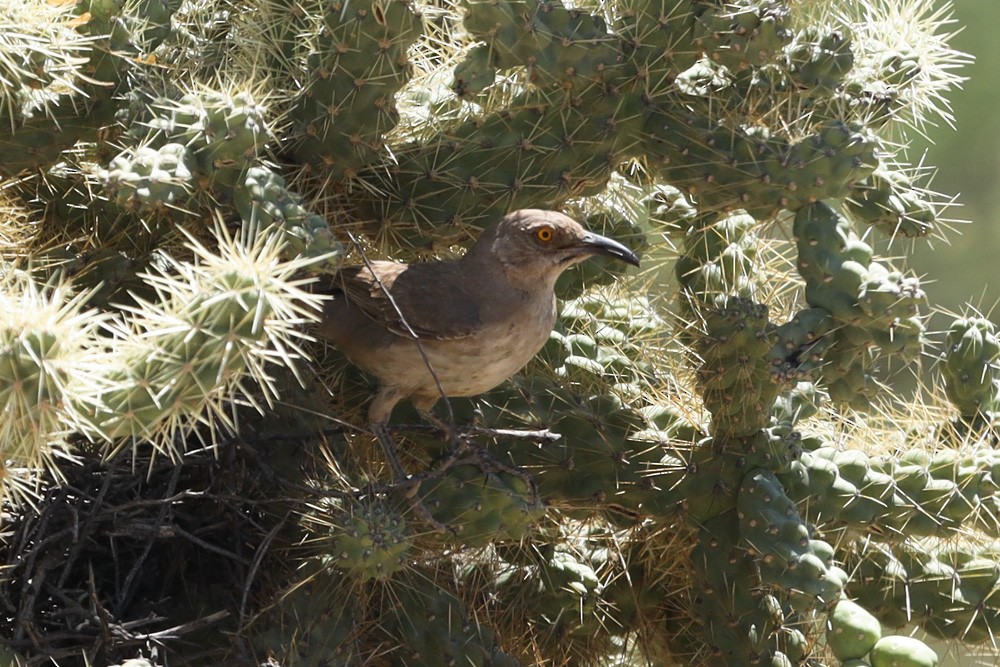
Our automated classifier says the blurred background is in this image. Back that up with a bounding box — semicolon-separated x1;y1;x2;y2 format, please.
908;0;1000;323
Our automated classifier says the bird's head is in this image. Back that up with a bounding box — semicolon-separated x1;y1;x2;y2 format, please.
468;209;640;288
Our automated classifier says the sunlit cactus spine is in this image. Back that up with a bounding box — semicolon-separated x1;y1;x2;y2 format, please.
0;226;324;472
0;274;105;498
0;0;995;666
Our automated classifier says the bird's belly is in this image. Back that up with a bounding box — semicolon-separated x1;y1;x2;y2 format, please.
432;331;541;396
355;317;552;398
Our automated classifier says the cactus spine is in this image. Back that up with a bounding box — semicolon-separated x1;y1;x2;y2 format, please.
0;2;990;667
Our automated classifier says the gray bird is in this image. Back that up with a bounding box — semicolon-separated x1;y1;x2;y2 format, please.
316;209;640;478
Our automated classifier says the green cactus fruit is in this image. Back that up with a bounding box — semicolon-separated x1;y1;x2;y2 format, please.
234;166;341;267
323;494;413;581
827;599;882;660
144;91;270;188
847;167;937;238
869;636;938;667
418;462;544;545
99;90;274;219
941;315;1000;420
101;143;197;212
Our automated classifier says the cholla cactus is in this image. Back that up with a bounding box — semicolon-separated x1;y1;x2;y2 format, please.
0;0;995;666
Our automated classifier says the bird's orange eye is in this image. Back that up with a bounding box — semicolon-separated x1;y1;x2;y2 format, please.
535;226;554;242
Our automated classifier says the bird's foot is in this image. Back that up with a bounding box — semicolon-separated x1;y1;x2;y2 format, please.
417;409;464;452
371;423;455;535
461;444;538;499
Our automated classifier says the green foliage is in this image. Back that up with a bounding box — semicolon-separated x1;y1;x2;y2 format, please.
0;0;995;666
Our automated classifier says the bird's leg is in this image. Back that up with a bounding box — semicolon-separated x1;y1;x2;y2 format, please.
371;421;409;482
371;421;457;534
368;390;456;534
368;387;412;481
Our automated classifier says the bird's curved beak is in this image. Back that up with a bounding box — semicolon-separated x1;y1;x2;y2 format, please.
577;232;641;267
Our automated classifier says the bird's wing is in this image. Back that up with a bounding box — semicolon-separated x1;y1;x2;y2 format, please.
331;260;482;340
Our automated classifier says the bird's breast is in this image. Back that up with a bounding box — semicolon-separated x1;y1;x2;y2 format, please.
423;292;556;397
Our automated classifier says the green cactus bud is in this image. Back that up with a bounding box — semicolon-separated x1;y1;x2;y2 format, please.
234;165;342;267
847;167;938;238
941;315;1000;420
322;494;413;580
101;143;197;212
418;462;544;544
827;598;883;660
870;635;938;667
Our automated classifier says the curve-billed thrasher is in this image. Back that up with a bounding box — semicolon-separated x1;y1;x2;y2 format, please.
316;209;640;477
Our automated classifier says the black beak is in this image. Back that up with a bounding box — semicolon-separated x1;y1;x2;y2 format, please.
577;232;641;267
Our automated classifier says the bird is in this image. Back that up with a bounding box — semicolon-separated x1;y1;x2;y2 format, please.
315;209;640;479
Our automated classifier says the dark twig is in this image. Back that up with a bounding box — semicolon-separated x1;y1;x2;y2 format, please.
117;463;183;612
238;517;287;629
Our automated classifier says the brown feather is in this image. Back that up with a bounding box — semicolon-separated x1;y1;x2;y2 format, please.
327;260;482;340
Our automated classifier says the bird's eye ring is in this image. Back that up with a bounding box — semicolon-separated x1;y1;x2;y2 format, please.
535;226;554;242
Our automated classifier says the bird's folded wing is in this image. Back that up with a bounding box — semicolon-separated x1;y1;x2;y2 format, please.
332;261;482;340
